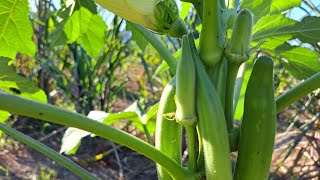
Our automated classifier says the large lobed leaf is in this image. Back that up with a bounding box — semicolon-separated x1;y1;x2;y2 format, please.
50;0;107;58
270;0;302;15
0;0;36;59
253;15;320;44
251;15;320;79
274;44;320;79
241;0;302;23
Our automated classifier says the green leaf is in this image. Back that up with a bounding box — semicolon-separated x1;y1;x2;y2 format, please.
103;101;156;133
293;17;320;44
77;13;106;57
127;22;148;51
254;35;292;51
253;15;320;44
270;0;302;15
0;0;36;58
145;103;159;123
234;59;254;121
180;2;192;20
240;0;272;23
274;44;320;79
73;0;97;13
0;57;47;103
0;110;10;136
0;110;9;123
51;7;106;57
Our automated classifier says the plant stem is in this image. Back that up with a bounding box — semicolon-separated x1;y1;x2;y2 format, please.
276;72;320;113
0;123;98;180
199;0;223;65
0;92;193;179
128;23;177;74
233;63;246;112
196;125;204;170
225;62;240;131
142;124;154;145
185;125;197;173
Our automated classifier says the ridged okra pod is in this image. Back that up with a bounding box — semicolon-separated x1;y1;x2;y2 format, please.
155;77;182;180
188;34;232;180
225;8;253;131
176;35;197;172
234;56;276;180
176;35;197;126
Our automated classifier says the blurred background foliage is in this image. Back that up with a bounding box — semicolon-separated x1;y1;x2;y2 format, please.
0;0;319;179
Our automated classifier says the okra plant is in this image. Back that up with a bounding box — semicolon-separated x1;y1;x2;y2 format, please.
0;0;320;179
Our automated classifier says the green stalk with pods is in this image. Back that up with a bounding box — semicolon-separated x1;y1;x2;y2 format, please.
189;34;232;180
1;0;320;180
199;0;223;66
225;8;253;131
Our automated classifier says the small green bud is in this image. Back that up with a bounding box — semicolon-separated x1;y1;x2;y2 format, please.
225;8;253;64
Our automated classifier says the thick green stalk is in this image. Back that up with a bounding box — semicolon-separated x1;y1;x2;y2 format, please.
224;62;240;131
225;63;240;131
276;72;320;113
0;92;192;179
206;58;228;110
0;123;97;180
128;23;177;74
155;77;183;180
199;0;223;65
189;34;232;180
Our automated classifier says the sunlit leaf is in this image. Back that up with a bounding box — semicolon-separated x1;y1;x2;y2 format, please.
180;2;192;20
240;0;272;23
0;0;36;58
0;57;47;103
253;15;320;44
234;59;254;121
270;0;302;15
274;44;320;79
0;110;10;135
50;5;106;57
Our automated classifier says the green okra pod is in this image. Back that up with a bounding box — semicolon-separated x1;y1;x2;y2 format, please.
234;56;276;180
189;34;232;180
176;35;197;126
225;8;253;63
175;35;198;172
155;77;182;180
